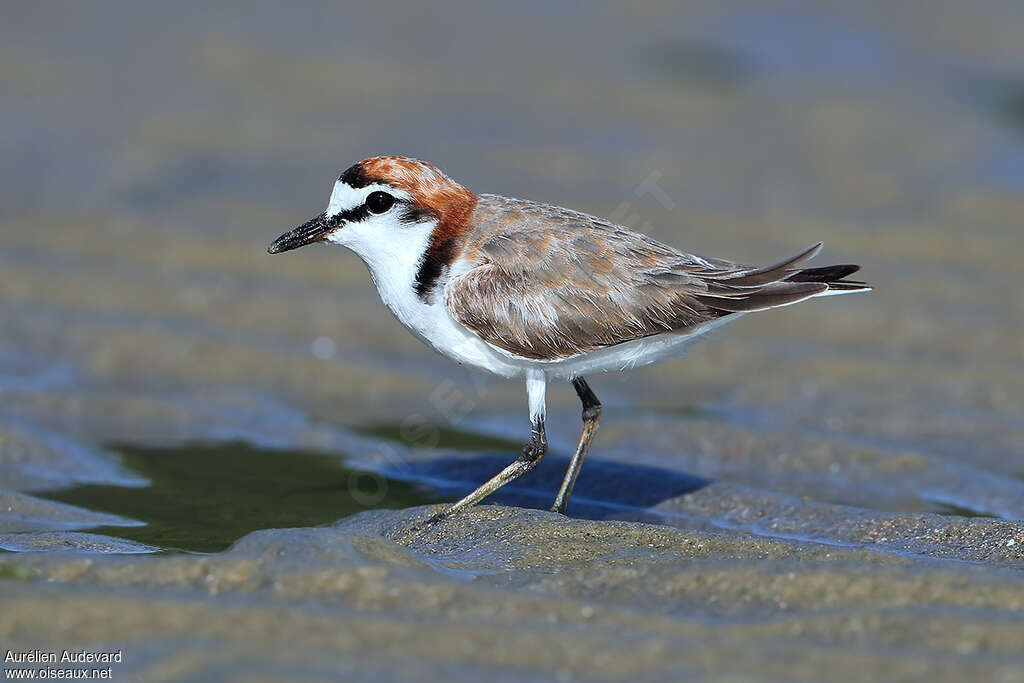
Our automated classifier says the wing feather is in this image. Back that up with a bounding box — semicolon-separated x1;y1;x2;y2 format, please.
445;196;861;361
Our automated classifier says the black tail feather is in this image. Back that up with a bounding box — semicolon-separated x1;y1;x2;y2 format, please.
786;264;861;283
701;260;870;315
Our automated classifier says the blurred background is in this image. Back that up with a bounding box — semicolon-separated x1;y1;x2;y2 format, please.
2;0;1024;552
4;2;1024;680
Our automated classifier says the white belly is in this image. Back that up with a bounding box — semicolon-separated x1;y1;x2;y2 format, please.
395;297;526;378
384;283;742;380
486;314;743;379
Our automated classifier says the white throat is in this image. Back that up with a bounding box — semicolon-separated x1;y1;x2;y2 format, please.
320;179;524;378
328;219;435;322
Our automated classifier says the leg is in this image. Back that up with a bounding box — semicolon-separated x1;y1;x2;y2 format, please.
551;376;601;514
425;370;548;525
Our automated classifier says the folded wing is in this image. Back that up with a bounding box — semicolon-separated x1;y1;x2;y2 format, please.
445;200;866;361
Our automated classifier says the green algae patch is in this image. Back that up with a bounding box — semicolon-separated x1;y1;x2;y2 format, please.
36;442;443;554
0;560;36;581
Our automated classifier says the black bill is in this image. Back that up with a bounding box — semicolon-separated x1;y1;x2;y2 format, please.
267;213;333;254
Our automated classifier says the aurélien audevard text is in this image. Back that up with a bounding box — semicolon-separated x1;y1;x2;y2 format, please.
5;649;123;664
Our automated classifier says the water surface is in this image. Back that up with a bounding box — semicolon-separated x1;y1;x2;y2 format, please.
39;442;443;553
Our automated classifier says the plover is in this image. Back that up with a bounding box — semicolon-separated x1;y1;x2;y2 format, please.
269;156;870;522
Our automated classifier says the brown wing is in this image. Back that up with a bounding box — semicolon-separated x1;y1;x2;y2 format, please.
445;197;852;361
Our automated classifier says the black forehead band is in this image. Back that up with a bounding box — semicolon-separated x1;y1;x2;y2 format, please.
339;164;373;189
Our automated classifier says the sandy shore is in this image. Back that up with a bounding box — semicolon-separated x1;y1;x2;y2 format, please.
2;1;1023;679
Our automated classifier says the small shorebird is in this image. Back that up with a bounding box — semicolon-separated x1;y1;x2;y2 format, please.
269;156;869;522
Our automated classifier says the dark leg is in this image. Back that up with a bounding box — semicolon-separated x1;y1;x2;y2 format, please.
425;418;548;525
551;377;602;514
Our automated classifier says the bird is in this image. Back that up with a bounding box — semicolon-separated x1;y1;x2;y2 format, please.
268;155;870;523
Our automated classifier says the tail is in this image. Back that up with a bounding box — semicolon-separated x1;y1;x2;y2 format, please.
695;242;871;313
784;263;872;295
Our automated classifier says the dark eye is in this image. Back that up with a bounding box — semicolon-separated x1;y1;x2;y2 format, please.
366;191;395;214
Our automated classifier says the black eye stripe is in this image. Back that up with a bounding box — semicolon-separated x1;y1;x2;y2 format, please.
327;203;371;226
327;197;433;226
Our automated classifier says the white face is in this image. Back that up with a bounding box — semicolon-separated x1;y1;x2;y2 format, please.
322;180;436;290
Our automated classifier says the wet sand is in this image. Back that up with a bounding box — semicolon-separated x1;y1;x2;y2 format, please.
2;0;1024;680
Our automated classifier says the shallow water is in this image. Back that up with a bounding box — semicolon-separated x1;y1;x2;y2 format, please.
1;0;1024;680
36;442;443;553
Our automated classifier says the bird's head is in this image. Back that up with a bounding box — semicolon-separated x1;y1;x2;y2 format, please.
268;156;476;262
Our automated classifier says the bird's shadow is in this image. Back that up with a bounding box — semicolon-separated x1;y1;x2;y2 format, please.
398;453;711;520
